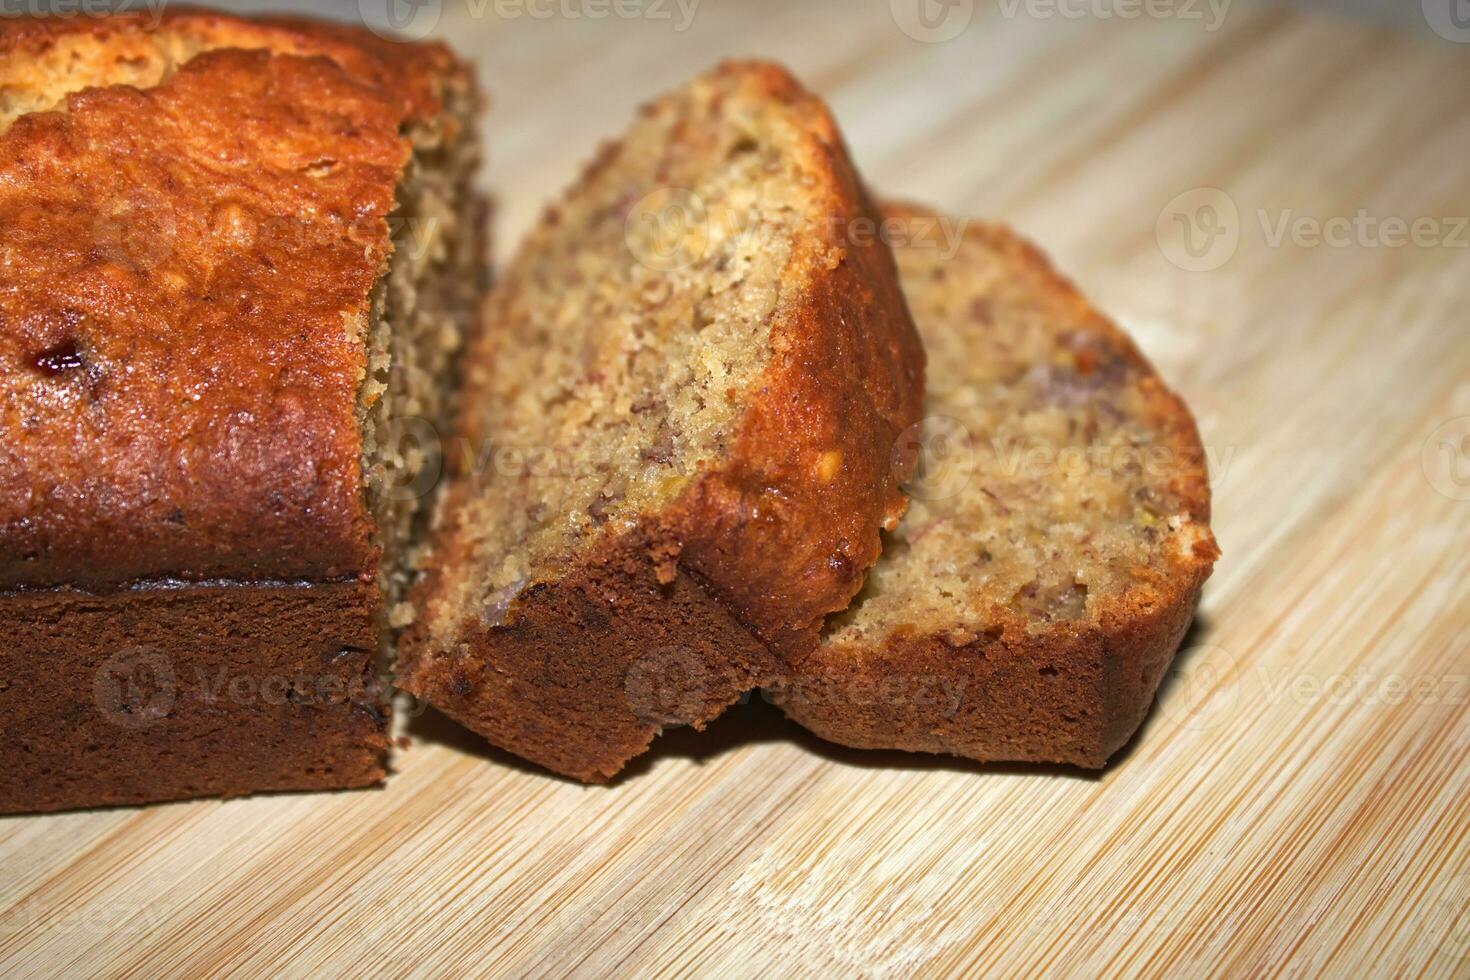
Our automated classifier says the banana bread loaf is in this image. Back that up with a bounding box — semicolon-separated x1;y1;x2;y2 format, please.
398;62;925;783
0;10;485;813
772;204;1219;767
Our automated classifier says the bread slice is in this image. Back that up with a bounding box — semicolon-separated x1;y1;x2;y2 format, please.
772;204;1219;767
0;10;484;812
398;62;926;782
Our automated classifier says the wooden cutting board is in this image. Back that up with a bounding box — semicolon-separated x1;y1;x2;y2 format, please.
3;2;1467;976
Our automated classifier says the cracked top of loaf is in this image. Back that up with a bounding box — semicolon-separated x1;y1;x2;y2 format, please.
0;9;469;590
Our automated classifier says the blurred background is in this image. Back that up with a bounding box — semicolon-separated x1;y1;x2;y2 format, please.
31;0;1457;251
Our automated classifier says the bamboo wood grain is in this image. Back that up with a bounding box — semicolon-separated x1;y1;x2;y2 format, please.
2;2;1467;976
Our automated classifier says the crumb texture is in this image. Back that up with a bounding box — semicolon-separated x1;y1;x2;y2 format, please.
426;66;819;641
364;87;484;611
827;213;1215;649
400;62;926;783
776;206;1217;768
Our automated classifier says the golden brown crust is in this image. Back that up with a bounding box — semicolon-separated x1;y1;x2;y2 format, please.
774;204;1219;768
0;10;468;590
399;61;925;782
0;7;461;129
664;64;925;652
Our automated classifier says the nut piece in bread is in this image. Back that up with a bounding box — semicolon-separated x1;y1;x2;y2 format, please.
398;62;926;783
772;204;1219;767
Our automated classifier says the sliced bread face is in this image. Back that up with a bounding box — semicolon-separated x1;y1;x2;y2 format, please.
773;204;1219;768
398;63;926;782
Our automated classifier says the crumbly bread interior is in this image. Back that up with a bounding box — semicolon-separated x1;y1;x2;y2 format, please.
827;218;1213;647
427;70;820;640
0;25;480;610
361;90;482;615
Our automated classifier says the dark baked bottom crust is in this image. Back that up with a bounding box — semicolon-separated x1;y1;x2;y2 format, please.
0;581;389;815
400;527;779;783
770;568;1206;767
